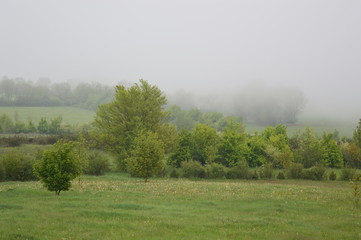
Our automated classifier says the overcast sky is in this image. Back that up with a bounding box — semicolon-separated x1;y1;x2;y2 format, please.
0;0;360;117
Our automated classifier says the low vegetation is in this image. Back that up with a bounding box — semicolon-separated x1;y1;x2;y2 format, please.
0;174;360;240
0;79;360;239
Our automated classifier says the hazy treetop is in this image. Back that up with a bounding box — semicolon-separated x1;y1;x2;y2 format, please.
0;0;360;118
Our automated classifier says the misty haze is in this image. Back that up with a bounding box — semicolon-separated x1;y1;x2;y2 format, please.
1;0;360;137
1;1;361;239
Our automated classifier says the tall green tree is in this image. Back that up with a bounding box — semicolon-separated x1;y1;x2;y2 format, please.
37;117;49;134
93;80;168;170
293;128;323;168
262;125;293;168
192;124;219;165
216;121;248;167
320;133;343;168
169;129;194;167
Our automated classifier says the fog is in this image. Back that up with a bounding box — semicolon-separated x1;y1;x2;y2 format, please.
0;0;360;122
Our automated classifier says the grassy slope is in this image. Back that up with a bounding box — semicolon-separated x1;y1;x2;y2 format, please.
0;106;95;125
246;116;357;138
0;174;360;240
0;106;357;136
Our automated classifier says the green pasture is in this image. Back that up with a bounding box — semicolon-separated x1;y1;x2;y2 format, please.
247;116;357;138
0;106;95;125
0;174;360;240
0;106;358;137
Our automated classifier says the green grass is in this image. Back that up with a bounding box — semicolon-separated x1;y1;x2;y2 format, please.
0;174;360;240
246;116;357;138
0;106;95;125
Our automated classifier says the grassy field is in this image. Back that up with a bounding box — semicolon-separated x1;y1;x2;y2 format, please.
0;106;358;137
0;106;95;125
0;174;360;240
247;116;357;138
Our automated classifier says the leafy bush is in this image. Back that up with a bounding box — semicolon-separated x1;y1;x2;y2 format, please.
205;163;226;179
0;150;36;181
169;168;180;178
84;151;110;176
258;163;273;179
302;166;326;181
286;163;304;179
226;161;255;179
0;160;5;181
181;160;206;178
340;168;357;181
34;140;82;195
277;171;286;180
329;171;337;181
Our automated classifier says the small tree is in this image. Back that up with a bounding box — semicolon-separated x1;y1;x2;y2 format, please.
37;117;49;134
34;140;81;195
126;132;165;182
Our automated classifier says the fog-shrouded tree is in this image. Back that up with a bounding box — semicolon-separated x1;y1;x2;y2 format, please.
93;80;170;170
353;119;361;148
293;128;323;168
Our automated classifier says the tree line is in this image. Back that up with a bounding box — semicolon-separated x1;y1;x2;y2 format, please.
1;80;360;195
93;80;361;180
0;77;113;110
0;113;65;134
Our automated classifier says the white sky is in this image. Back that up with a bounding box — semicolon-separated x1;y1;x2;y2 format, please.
0;0;360;116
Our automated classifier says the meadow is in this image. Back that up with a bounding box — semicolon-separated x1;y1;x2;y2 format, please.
0;106;358;138
0;174;360;240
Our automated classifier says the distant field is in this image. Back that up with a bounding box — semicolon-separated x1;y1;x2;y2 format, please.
0;106;358;137
246;116;358;138
0;106;95;125
0;174;359;240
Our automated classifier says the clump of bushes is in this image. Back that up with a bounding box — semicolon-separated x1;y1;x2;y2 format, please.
84;150;111;176
277;171;286;180
205;163;226;179
286;163;304;179
302;165;326;181
0;150;37;181
181;160;205;178
226;162;257;179
340;168;357;181
169;167;180;178
329;171;337;181
258;163;273;179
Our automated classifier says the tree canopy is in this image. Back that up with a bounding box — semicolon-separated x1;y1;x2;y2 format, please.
93;80;170;171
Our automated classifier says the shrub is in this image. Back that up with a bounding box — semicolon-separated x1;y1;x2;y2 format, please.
341;168;357;181
302;166;326;181
0;160;5;181
181;160;206;178
329;171;337;181
34;140;82;195
286;163;304;179
226;161;254;179
169;168;180;178
1;150;36;181
277;171;286;180
84;151;110;176
205;163;226;179
258;163;273;179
